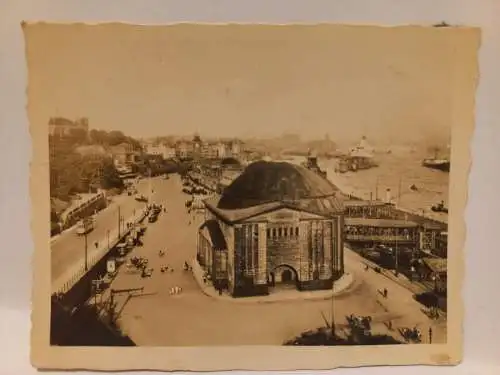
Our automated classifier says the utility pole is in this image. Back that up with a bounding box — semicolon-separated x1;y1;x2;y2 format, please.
148;168;153;204
84;231;88;272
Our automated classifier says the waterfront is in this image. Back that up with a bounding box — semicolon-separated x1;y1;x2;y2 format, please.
287;150;449;223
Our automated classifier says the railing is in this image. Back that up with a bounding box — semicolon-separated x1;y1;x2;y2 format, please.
345;234;418;242
52;207;148;295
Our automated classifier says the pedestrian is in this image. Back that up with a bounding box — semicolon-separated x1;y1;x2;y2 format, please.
218;288;222;296
428;327;433;344
94;241;98;249
383;288;388;298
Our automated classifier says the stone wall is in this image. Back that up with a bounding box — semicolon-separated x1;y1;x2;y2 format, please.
266;222;301;279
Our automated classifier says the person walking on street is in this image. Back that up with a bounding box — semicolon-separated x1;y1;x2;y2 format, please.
428;327;433;344
383;288;388;298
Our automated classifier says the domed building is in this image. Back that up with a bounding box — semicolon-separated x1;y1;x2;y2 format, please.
197;161;345;297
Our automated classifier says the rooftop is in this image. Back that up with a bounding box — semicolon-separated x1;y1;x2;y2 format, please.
205;161;344;223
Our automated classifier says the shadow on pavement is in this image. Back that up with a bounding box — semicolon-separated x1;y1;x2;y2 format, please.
50;300;136;347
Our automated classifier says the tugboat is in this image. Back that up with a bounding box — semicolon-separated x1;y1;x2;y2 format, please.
422;147;450;172
431;200;448;213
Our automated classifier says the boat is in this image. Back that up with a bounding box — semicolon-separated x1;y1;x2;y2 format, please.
422;147;450;172
431;201;448;213
422;158;450;172
302;150;327;178
335;136;377;173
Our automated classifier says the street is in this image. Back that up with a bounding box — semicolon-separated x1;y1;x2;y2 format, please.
51;178;152;282
102;174;445;346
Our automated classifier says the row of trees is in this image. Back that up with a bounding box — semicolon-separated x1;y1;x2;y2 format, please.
50;129;141;150
49;129;140;203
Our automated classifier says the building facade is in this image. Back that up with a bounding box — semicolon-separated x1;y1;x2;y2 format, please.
144;143;176;159
109;142;142;166
197;161;345;298
175;140;193;159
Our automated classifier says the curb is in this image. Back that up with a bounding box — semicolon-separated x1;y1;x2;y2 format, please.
190;259;356;304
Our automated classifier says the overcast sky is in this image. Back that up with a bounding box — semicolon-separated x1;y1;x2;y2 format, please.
25;24;459;144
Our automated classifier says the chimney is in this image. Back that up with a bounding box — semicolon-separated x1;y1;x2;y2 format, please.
385;188;392;204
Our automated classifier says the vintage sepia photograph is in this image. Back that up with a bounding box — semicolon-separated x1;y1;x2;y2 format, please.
26;23;479;371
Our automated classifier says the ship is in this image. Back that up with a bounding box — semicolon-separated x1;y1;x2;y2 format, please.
422;146;450;172
302;150;327;178
335;136;377;173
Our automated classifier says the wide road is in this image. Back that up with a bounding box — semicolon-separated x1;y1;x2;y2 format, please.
51;177;163;282
99;174;448;347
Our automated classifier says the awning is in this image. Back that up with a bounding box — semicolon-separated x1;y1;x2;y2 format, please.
199;219;227;250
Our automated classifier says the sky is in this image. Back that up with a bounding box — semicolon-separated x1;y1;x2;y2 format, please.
24;24;459;144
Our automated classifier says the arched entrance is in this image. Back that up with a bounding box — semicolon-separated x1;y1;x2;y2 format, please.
269;265;299;290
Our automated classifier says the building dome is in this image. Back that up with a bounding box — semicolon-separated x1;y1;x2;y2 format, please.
217;161;344;213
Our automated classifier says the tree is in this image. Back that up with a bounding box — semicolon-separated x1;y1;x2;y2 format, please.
107;131;127;146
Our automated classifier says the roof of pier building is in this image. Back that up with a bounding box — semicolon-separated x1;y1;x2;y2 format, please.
204;161;345;223
220;157;242;167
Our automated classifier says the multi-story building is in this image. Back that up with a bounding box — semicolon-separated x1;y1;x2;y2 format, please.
229;139;242;157
144;143;177;160
109;142;142;167
175;140;194;160
214;142;227;159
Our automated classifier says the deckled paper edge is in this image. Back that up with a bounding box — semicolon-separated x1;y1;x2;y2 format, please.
24;23;480;371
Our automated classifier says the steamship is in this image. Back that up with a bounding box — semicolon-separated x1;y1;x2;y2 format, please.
335;136;377;173
422;146;450;172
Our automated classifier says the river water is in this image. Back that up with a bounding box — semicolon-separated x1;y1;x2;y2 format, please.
286;151;449;223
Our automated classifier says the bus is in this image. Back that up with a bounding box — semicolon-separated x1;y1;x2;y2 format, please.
76;217;95;235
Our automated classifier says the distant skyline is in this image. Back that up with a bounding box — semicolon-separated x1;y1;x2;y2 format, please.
25;24;454;145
